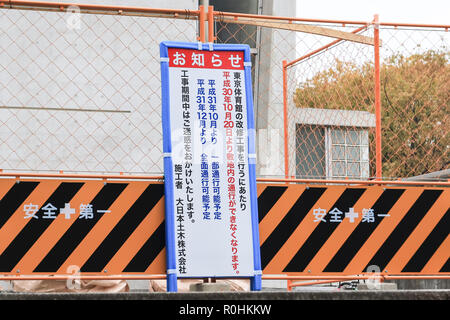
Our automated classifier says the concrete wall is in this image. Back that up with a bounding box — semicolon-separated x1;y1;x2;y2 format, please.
0;0;298;176
256;0;297;176
211;0;259;48
388;279;450;290
0;0;197;174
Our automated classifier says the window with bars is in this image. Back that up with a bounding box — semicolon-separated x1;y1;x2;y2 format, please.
295;124;370;179
328;128;369;179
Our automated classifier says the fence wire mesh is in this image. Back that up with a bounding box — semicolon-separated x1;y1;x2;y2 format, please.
0;6;448;182
0;8;197;174
285;26;376;180
285;24;448;181
215;20;300;177
378;27;449;180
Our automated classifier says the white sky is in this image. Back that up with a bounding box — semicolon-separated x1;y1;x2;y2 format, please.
296;0;450;25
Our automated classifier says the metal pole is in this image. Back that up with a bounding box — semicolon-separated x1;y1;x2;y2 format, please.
373;14;382;180
207;5;214;43
198;5;205;42
200;0;209;41
282;60;289;178
253;0;263;129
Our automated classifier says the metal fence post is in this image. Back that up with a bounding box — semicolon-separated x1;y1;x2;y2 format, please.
373;14;383;180
283;60;289;178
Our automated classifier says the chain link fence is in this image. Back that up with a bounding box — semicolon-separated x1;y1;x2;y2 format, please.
378;26;449;180
0;5;448;181
284;24;448;180
285;25;377;180
0;7;197;174
215;19;296;177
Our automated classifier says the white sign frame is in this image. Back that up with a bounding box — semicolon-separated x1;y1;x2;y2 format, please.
160;41;261;292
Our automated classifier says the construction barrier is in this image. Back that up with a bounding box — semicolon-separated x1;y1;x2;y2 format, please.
0;178;165;275
257;183;449;275
0;177;447;277
0;2;448;286
1;3;448;182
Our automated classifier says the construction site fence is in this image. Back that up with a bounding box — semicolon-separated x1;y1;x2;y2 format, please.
0;173;448;290
0;2;448;287
0;1;448;182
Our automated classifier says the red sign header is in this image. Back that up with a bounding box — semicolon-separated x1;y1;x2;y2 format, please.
168;48;245;70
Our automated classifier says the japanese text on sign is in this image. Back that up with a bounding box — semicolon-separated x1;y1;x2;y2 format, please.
312;207;390;223
165;46;255;277
23;203;110;220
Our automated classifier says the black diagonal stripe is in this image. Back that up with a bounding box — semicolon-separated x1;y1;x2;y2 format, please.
33;183;127;272
283;188;366;273
402;208;450;272
260;187;326;270
0;182;83;272
257;186;288;222
123;221;165;272
365;189;443;272
0;181;39;229
440;259;450;272
81;183;164;272
323;189;405;272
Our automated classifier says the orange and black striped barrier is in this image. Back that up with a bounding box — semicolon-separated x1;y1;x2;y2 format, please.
0;178;448;276
0;179;165;275
257;184;449;275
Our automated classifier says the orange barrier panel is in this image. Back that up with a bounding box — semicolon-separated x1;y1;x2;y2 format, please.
258;183;449;276
0;178;448;278
0;178;165;276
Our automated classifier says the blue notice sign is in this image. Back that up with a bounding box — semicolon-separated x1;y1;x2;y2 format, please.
160;41;261;292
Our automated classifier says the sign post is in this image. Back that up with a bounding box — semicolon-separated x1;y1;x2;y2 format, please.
160;41;261;292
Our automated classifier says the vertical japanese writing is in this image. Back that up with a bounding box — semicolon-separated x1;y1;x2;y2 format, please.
198;78;210;222
177;69;191;274
234;72;247;213
166;47;254;277
197;79;207;145
176;197;186;274
208;79;218;145
201;153;210;220
208;78;221;221
212;160;221;220
223;71;239;274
